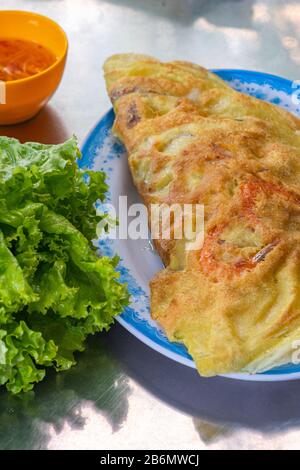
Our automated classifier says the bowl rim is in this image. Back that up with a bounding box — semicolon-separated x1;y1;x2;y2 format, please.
0;10;68;86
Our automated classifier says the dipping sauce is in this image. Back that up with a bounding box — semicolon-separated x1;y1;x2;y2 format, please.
0;39;56;82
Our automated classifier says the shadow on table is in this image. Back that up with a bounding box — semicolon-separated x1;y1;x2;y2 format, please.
0;336;130;450
0;105;70;144
107;323;300;433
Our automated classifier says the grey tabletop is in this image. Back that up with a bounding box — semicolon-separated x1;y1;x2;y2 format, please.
1;0;300;451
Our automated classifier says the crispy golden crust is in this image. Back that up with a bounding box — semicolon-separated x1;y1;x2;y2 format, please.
104;53;300;375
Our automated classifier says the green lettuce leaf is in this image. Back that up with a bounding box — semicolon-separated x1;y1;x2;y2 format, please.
0;136;129;394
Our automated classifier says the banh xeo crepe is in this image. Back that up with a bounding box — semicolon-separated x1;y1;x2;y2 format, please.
104;53;300;376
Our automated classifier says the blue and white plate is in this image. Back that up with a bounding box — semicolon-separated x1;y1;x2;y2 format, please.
81;69;300;382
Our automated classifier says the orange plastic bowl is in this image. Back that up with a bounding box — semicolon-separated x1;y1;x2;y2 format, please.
0;10;68;125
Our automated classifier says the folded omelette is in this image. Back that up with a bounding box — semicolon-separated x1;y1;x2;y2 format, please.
104;54;300;376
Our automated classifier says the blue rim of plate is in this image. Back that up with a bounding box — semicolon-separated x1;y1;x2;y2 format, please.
81;69;300;382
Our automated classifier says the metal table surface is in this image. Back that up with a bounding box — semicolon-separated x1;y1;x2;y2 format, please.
1;0;300;451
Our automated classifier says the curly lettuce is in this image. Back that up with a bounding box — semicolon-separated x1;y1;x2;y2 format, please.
0;136;129;394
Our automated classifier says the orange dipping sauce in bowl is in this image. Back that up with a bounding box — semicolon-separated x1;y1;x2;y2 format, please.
0;38;57;82
0;10;68;125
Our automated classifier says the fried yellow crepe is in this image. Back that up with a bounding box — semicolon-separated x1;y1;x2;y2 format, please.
104;54;300;375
